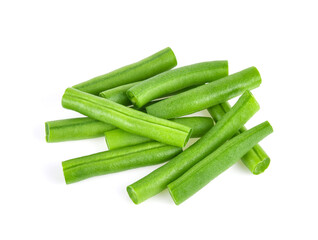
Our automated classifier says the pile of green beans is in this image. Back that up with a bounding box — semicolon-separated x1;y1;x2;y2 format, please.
45;47;273;205
208;102;270;174
146;66;262;119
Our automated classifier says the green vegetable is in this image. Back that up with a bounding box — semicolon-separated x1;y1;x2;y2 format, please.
63;142;182;184
146;66;261;119
72;47;177;95
45;117;116;142
126;61;228;108
168;121;273;205
126;91;259;204
99;82;200;106
62;88;192;148
105;117;214;150
99;82;141;106
208;102;270;174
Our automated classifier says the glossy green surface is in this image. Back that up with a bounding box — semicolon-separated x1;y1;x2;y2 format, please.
99;81;141;106
126;91;259;204
62;88;192;147
45;117;116;142
105;117;214;150
146;66;261;119
168;121;273;205
208;102;270;174
126;61;228;108
73;47;177;95
63;142;182;184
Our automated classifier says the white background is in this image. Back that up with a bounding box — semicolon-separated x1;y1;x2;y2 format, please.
1;0;317;239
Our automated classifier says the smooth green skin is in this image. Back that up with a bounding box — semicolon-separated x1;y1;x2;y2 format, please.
72;47;177;95
168;121;273;205
126;61;228;108
45;117;116;142
99;81;141;106
99;81;200;107
146;66;262;119
105;117;214;150
63;142;182;184
208;102;270;174
62;88;192;148
126;91;260;204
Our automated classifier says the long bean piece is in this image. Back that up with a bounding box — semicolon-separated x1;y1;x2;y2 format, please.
168;121;273;205
99;82;200;106
146;66;261;119
62;88;192;147
63;142;182;184
126;61;228;108
105;117;214;150
126;91;259;204
72;47;177;95
45;117;116;142
208;102;270;174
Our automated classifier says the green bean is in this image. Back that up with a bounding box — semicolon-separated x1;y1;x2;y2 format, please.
99;82;141;105
168;121;273;205
208;102;270;174
63;142;182;184
62;88;192;147
45;117;116;142
126;61;228;108
45;100;174;143
146;66;261;119
99;81;200;106
126;91;259;204
105;117;214;150
72;47;177;95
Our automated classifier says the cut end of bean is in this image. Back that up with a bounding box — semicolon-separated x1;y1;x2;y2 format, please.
99;92;106;98
45;122;50;142
126;90;139;108
253;157;270;175
104;133;111;149
167;47;178;67
183;128;193;147
167;187;181;205
127;186;139;204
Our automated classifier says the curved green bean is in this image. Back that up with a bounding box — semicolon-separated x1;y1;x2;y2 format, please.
146;66;261;119
105;117;214;150
168;121;273;205
126;61;228;108
63;142;182;184
62;88;192;147
45;117;116;142
73;47;177;95
126;91;259;204
208;102;270;174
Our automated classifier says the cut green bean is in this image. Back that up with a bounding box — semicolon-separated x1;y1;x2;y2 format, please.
126;91;259;204
72;47;177;95
208;102;270;174
105;117;214;150
45;117;116;142
62;88;192;147
63;142;182;184
146;66;261;119
126;61;228;108
99;81;200;106
99;82;141;105
168;121;273;205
